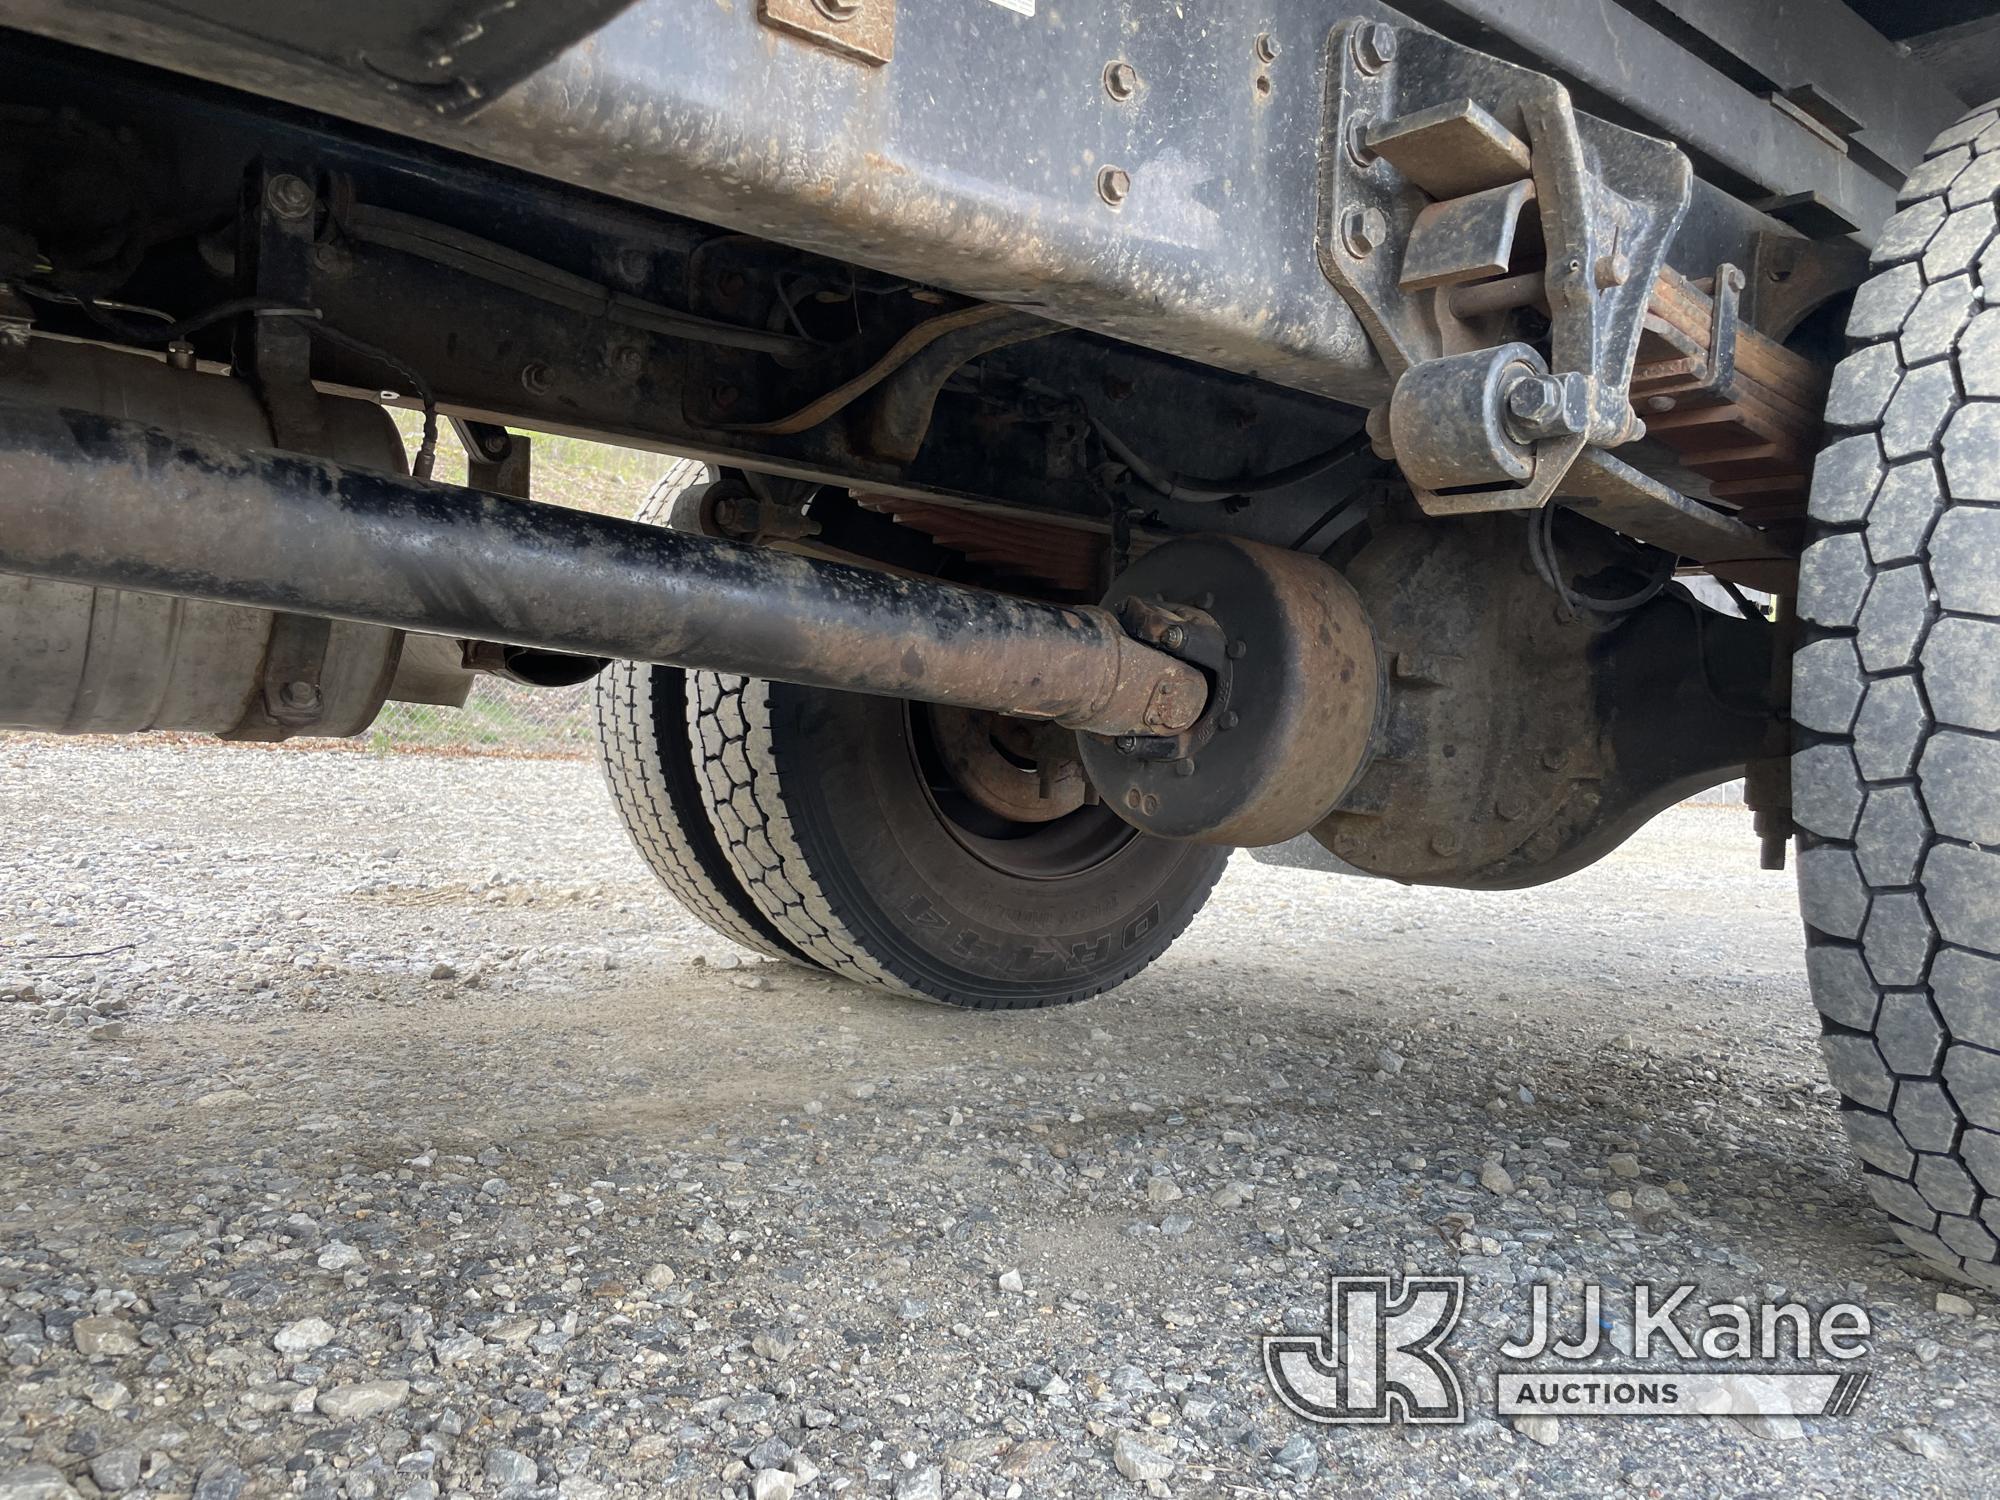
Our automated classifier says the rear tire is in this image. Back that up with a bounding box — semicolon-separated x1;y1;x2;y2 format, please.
689;673;1229;1007
1797;98;2000;1287
594;464;807;964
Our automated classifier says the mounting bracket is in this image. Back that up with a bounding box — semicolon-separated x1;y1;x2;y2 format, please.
1318;18;1691;516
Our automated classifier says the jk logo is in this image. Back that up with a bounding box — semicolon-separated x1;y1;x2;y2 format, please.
1264;1275;1466;1425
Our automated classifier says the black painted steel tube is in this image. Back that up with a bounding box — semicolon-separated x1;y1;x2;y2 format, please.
0;400;1206;735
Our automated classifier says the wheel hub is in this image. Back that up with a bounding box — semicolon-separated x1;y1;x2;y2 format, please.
927;706;1089;823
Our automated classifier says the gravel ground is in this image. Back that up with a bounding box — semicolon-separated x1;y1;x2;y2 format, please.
1;739;1996;1499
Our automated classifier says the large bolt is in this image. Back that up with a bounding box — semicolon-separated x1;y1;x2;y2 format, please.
1505;372;1585;441
265;174;316;221
1340;206;1389;259
1352;22;1397;74
278;680;322;713
1103;60;1139;100
1097;165;1132;207
1160;623;1186;650
1507;373;1562;429
1344;114;1378;168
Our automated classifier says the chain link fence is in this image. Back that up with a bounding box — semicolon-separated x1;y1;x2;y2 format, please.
352;420;703;758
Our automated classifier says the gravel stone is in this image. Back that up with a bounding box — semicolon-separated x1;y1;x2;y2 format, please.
1112;1433;1175;1483
271;1316;335;1356
315;1381;410;1421
0;744;1996;1497
483;1449;537;1489
68;1317;139;1358
0;1468;80;1500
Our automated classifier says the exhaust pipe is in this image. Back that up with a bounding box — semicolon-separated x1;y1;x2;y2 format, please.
0;400;1206;737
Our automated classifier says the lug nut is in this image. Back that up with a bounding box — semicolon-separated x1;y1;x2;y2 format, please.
1352;22;1397;74
1103;60;1139;100
1340;205;1389;259
1097;165;1132;207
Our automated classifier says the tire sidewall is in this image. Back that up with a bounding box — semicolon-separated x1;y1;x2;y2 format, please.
766;683;1226;1005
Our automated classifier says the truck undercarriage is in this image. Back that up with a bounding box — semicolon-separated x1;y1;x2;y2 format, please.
3;1;2000;1283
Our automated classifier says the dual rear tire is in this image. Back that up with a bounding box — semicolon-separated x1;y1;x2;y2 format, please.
594;482;1226;1008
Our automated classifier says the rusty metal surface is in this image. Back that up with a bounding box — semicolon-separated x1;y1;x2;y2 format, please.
1631;263;1832;532
0;0;1402;404
1080;535;1381;847
0;0;1905;425
1555;448;1792;585
857;497;1107;597
0;397;1209;738
1368;98;1532;200
1399;178;1536;293
927;707;1089;823
758;0;895;68
1320;16;1690;519
1314;510;1774;888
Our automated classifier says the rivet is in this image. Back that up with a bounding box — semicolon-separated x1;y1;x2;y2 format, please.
1430;831;1460;857
1227;639;1248;660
